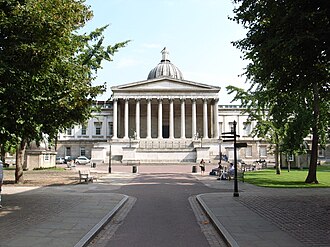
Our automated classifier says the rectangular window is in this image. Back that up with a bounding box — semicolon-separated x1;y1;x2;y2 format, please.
259;146;267;157
44;154;50;161
94;122;102;135
108;122;113;136
66;127;72;135
66;147;71;157
81;125;87;135
228;122;234;133
80;147;86;156
246;146;252;157
219;122;223;135
243;122;251;136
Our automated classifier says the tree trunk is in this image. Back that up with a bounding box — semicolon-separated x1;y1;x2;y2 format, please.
15;140;26;184
305;84;319;184
0;144;5;163
275;143;281;174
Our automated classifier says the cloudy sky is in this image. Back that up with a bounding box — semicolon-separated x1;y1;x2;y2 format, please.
84;0;249;104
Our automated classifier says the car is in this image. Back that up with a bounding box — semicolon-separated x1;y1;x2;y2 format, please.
75;156;91;165
56;157;65;164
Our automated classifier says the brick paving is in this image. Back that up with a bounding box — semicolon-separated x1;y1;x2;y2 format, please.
237;189;330;247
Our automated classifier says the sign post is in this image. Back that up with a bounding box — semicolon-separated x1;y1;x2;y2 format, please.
221;121;247;197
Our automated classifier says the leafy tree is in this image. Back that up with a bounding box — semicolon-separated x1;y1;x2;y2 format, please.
0;0;129;183
230;0;329;183
227;86;284;174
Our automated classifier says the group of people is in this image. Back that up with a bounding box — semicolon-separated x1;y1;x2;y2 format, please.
199;159;235;180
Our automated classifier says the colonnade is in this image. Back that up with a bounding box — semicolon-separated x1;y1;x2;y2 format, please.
112;97;219;140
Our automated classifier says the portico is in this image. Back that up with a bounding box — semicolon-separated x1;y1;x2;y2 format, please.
112;96;219;140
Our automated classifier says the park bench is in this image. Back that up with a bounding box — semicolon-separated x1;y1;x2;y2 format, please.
78;170;94;183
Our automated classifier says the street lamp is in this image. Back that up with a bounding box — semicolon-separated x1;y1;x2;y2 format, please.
108;135;112;173
218;136;222;165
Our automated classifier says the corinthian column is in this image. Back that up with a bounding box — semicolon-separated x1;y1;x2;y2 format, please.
213;99;219;138
203;98;208;139
169;98;174;139
191;99;196;138
113;99;118;139
135;98;140;139
158;98;163;138
124;98;129;139
180;98;185;139
147;98;152;139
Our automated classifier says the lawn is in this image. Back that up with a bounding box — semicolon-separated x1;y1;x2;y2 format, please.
244;165;330;188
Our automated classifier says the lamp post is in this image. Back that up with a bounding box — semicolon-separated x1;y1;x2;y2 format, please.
108;135;112;173
218;136;222;165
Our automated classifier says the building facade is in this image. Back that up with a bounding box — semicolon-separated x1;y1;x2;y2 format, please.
56;49;328;166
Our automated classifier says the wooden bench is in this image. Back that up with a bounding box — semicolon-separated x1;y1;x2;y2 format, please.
78;170;94;183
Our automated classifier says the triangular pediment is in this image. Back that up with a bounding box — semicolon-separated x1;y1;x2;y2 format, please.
112;77;220;92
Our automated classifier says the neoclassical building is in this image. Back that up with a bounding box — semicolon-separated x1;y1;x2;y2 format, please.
60;48;320;165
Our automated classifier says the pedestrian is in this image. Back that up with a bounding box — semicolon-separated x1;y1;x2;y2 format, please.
199;159;205;175
0;161;3;209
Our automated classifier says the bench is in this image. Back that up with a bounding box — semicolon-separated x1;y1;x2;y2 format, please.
78;170;94;183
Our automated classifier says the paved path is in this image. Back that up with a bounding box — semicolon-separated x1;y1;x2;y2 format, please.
102;173;220;247
195;175;330;247
1;164;330;247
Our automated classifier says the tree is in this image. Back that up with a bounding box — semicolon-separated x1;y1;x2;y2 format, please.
227;86;284;174
0;0;129;183
231;0;329;183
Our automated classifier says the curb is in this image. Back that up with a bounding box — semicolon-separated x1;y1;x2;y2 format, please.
74;195;129;247
196;194;239;247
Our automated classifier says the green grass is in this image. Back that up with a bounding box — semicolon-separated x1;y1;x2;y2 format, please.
244;165;330;188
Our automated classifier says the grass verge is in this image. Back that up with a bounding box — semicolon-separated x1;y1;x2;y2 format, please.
244;165;330;188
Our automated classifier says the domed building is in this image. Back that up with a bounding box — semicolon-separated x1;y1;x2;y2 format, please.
56;48;281;167
147;47;184;80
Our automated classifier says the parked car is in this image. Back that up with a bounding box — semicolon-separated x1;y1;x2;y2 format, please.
56;157;65;164
75;156;91;165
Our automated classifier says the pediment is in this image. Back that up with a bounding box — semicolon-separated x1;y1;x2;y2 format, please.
112;77;220;93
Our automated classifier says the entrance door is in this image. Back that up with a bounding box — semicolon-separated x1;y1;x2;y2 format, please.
163;125;169;138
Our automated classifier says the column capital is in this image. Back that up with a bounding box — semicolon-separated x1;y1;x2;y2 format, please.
157;97;163;102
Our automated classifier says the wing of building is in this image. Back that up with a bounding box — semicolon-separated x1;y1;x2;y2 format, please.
56;48;328;166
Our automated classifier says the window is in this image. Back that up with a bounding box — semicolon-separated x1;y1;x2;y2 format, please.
259;146;267;157
219;122;223;135
243;122;251;136
228;122;234;132
94;122;102;135
66;147;71;156
44;154;50;161
81;125;87;135
80;147;86;156
245;146;252;157
66;127;72;135
108;122;113;136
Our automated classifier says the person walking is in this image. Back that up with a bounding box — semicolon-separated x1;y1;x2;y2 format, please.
199;159;205;175
0;161;3;208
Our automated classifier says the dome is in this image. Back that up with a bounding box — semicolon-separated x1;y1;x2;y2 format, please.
147;47;184;80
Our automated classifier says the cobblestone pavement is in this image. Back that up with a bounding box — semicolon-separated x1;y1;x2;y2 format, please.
196;175;330;247
237;189;330;247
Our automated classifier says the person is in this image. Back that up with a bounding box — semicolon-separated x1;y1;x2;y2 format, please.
199;159;205;175
0;161;3;209
228;163;235;180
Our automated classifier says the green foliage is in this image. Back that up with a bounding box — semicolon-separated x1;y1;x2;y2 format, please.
0;0;129;144
230;0;329;182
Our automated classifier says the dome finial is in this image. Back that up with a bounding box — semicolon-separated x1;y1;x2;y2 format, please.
161;47;169;62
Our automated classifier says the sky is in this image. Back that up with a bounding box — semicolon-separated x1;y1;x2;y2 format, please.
84;0;249;104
